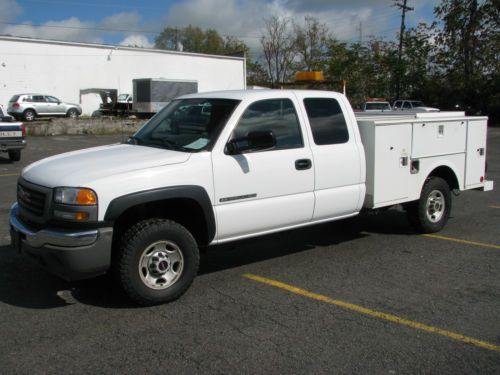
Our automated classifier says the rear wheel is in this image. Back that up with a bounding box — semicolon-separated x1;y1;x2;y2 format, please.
23;109;35;121
114;218;199;306
407;176;451;233
8;150;21;162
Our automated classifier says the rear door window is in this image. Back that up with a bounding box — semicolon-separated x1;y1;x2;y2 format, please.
33;95;46;102
303;98;349;145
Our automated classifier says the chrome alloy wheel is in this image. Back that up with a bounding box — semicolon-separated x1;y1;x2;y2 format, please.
426;190;445;223
139;240;184;290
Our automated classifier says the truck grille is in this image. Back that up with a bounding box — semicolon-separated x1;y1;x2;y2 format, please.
18;182;47;216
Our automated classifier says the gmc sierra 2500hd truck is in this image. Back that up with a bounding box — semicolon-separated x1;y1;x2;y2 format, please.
9;90;493;305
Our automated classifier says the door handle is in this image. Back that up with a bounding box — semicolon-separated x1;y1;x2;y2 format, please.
295;159;312;170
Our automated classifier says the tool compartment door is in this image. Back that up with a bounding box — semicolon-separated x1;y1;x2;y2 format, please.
465;119;488;188
411;120;466;158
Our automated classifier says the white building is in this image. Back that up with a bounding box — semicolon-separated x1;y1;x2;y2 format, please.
0;36;246;115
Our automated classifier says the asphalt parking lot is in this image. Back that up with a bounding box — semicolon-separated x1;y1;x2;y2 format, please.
0;130;499;374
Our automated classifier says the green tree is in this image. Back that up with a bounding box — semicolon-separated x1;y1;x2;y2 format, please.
433;0;500;119
293;16;330;72
401;23;435;100
154;25;248;56
260;16;297;86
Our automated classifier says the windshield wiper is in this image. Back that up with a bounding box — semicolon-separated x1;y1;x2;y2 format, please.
127;135;143;145
151;138;191;152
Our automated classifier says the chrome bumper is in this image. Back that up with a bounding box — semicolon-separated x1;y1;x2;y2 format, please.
9;202;114;281
10;203;98;248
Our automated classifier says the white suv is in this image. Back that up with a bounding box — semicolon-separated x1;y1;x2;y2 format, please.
7;94;82;121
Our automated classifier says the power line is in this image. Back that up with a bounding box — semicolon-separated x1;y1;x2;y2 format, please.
0;21;161;35
20;0;168;11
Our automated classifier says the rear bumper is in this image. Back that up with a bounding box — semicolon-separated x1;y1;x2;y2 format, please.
483;180;494;191
9;203;113;281
0;139;26;151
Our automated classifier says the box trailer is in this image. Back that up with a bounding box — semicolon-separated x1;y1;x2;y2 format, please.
133;78;198;115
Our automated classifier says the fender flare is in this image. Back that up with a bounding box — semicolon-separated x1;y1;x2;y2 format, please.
104;185;216;243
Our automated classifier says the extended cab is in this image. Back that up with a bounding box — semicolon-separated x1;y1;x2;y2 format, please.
9;90;493;305
0;104;26;162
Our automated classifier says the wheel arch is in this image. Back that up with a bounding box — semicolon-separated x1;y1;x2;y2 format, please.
426;165;460;191
23;108;37;115
105;186;216;247
67;107;81;116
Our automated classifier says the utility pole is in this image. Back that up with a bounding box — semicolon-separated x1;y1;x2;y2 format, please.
357;21;362;44
394;0;414;99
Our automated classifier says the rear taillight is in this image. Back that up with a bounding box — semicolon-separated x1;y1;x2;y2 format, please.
12;103;20;108
21;123;26;136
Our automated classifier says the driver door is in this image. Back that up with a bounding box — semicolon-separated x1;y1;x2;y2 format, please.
45;96;65;115
212;97;314;242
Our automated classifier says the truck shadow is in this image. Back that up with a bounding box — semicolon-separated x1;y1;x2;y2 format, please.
0;210;415;309
0;155;14;163
198;209;414;275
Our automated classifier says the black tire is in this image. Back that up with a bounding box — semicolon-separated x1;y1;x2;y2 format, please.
8;150;21;162
406;176;451;233
114;218;199;306
23;109;36;122
67;108;79;118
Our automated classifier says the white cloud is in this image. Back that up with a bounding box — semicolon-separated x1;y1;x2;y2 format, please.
165;0;266;51
119;34;154;48
2;17;103;44
101;11;141;33
0;0;22;22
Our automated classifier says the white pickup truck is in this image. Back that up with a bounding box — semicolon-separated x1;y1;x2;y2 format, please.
9;90;493;305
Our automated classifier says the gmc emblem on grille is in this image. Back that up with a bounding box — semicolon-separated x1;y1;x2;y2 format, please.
18;186;31;204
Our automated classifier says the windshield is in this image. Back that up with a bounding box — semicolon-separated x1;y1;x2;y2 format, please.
118;94;128;101
130;98;240;152
410;101;425;107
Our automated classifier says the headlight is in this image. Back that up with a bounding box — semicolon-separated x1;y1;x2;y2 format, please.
54;187;97;205
53;187;98;222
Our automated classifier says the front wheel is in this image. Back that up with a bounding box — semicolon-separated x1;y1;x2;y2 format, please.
67;108;79;118
114;218;199;306
406;177;451;233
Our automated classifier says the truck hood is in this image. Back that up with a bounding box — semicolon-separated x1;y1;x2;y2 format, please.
22;143;191;188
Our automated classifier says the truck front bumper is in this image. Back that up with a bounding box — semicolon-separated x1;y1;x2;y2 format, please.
9;203;113;281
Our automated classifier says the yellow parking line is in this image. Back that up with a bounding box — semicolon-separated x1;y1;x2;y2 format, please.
490;205;500;209
423;234;500;250
243;273;500;353
0;173;19;177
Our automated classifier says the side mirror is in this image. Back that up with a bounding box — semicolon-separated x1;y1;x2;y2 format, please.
226;131;276;155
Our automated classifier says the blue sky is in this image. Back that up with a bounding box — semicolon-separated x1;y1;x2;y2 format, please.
0;0;439;55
